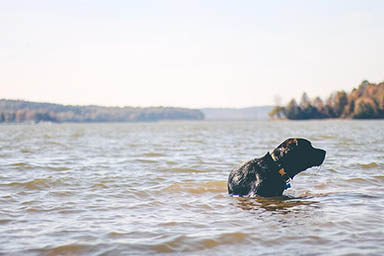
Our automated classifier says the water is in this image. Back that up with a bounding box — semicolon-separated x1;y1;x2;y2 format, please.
0;120;383;255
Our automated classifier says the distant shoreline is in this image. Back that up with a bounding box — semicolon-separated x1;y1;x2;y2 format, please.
0;99;277;123
2;98;384;124
0;99;204;123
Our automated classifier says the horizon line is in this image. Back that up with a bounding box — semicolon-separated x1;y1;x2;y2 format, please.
0;98;274;110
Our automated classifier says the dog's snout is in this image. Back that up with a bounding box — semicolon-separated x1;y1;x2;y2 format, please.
316;149;326;166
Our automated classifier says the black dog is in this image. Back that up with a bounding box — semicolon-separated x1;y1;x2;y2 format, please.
228;138;326;197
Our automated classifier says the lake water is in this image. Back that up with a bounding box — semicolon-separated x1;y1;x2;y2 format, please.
0;120;383;255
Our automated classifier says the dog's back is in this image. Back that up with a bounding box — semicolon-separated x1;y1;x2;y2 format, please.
228;153;286;197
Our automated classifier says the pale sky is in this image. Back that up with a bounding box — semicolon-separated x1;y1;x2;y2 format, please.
1;0;384;108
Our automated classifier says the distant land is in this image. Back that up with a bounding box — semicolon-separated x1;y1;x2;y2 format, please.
270;80;384;120
0;99;204;123
0;99;274;123
201;106;273;120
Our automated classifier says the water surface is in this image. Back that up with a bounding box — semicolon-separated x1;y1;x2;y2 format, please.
0;120;383;255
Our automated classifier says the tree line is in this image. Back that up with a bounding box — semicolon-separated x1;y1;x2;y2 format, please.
0;100;204;123
269;81;384;120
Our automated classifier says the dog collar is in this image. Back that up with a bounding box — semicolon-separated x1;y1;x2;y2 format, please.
278;168;292;190
268;152;292;190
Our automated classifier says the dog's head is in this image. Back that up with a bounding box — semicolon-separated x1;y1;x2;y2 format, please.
271;138;326;179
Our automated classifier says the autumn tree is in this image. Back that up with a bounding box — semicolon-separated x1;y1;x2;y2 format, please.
333;91;348;117
269;80;384;120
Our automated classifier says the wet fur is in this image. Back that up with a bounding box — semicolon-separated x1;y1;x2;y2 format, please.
228;138;326;197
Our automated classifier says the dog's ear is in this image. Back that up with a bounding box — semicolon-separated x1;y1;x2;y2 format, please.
286;138;298;147
281;138;298;152
271;138;301;161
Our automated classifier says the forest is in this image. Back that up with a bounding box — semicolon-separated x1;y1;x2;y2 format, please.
269;81;384;120
0;100;204;123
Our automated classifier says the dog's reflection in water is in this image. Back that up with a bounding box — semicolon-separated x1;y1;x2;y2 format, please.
233;195;319;214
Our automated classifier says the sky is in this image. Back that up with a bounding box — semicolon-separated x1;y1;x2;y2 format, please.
1;0;384;108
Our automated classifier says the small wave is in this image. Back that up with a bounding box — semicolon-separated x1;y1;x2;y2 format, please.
163;181;227;194
180;139;207;144
35;244;90;256
6;178;50;190
317;134;335;139
142;152;167;157
346;177;368;183
4;177;70;190
161;168;206;173
90;183;109;189
21;149;33;153
26;207;54;213
345;176;383;186
313;183;327;189
151;232;249;253
128;200;165;209
158;221;196;227
298;191;332;198
11;162;28;167
166;160;178;165
47;141;71;149
8;162;34;171
135;158;158;163
206;232;248;247
48;190;74;197
123;187;162;202
57;209;84;215
361;162;378;169
107;231;127;238
150;236;186;253
373;175;384;181
71;132;84;138
25;204;76;213
43;166;71;172
9;162;70;172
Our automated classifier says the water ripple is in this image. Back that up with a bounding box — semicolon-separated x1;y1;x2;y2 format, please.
0;121;384;255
